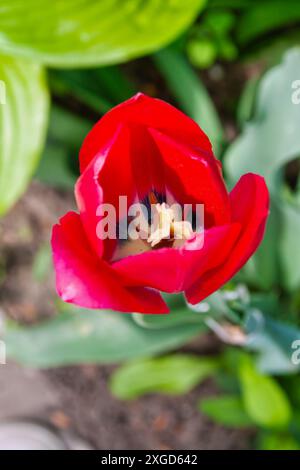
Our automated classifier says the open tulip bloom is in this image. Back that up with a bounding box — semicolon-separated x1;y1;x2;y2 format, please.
51;93;269;314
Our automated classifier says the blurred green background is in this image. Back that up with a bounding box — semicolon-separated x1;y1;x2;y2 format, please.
0;0;300;450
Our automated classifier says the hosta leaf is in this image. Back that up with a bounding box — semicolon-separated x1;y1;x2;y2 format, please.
110;354;218;399
0;55;49;215
0;0;206;68
5;305;206;367
239;356;292;429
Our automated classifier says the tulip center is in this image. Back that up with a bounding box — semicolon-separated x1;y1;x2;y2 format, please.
147;201;194;248
112;191;195;261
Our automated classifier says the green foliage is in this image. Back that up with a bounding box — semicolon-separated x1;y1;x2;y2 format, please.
132;293;211;329
153;48;224;156
225;49;300;291
186;9;237;69
199;349;300;450
279;200;300;290
0;55;49;215
5;303;207;367
0;0;206;67
186;38;217;69
199;394;254;428
36;145;77;190
236;76;259;127
245;308;300;375
238;355;292;429
0;1;299;453
0;2;209;213
257;431;300;450
110;354;218;399
236;0;300;46
49;66;136;114
36;106;91;188
225;49;300;189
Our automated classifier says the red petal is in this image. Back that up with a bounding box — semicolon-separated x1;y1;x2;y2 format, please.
185;174;269;304
75;125;136;260
113;224;240;293
51;211;168;313
79;93;213;173
148;128;230;226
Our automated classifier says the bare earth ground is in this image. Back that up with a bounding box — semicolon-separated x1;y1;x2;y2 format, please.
0;182;252;449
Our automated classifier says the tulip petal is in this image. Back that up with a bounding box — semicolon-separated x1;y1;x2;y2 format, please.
75;124;136;260
185;174;269;304
113;223;241;293
148;128;230;226
52;211;168;313
79;93;213;173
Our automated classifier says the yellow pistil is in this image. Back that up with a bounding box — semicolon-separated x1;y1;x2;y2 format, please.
147;202;194;248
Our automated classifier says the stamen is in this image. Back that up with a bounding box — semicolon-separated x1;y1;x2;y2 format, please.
147;202;194;248
112;195;195;262
148;191;159;205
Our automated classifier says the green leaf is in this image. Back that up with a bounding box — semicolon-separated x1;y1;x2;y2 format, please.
153;48;224;156
225;48;300;190
236;76;259;127
205;10;235;36
0;0;206;67
110;354;218;399
236;203;281;290
218;38;238;61
281;376;300;408
236;0;300;46
199;395;254;428
0;55;49;215
257;431;300;450
46;106;92;151
49;67;136;114
5;305;206;367
132;294;208;329
36;144;77;189
245;30;300;69
245;308;300;374
225;49;300;290
36;106;92;188
239;356;292;429
278;200;300;290
208;0;252;8
186;38;217;69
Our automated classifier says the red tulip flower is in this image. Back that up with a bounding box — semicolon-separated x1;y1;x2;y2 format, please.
51;94;269;314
